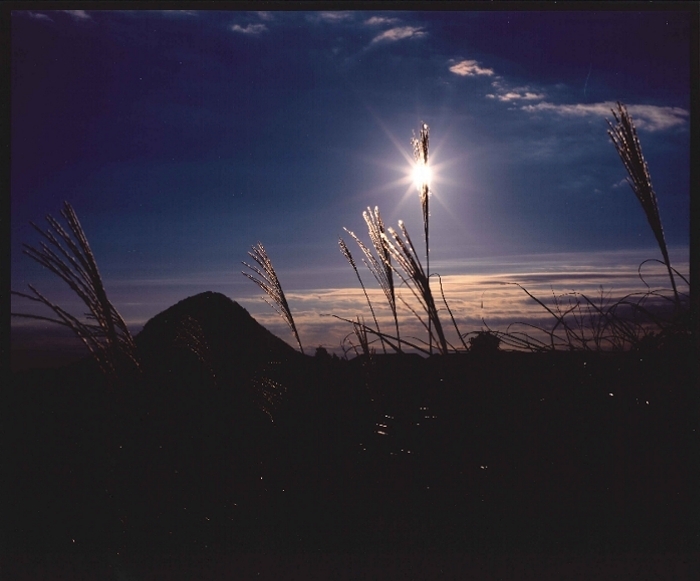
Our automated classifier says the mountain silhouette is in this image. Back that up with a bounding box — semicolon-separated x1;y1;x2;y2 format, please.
135;291;305;391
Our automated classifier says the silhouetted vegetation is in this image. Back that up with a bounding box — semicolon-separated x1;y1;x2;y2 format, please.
467;330;501;354
242;243;305;354
11;201;140;377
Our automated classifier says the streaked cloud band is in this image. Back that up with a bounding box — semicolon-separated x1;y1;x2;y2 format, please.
522;101;689;132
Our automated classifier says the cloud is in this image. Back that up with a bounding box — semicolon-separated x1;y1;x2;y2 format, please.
309;12;353;23
238;251;688;354
484;77;546;102
256;11;274;21
27;12;53;22
28;12;53;22
161;10;199;17
62;10;92;21
370;26;426;44
230;23;268;35
487;90;545;102
449;59;494;77
521;101;689;132
364;16;401;26
625;104;690;131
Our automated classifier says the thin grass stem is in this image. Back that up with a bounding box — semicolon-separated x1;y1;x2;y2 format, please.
242;243;304;355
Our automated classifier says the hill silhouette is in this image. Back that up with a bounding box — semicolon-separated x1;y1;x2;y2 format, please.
135;291;304;389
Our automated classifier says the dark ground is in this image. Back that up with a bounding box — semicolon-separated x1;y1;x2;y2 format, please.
4;293;699;579
4;344;698;579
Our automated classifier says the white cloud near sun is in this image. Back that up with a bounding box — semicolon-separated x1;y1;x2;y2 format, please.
370;26;426;44
230;23;268;35
449;59;495;77
522;101;689;132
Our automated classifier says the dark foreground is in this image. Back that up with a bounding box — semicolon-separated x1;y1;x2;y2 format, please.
4;345;698;579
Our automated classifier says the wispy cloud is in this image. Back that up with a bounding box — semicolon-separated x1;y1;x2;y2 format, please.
364;16;401;26
449;59;494;77
486;80;545;102
309;12;354;24
485;79;546;101
239;252;688;354
486;90;545;102
521;101;689;132
370;26;426;44
62;10;92;21
161;10;199;17
230;23;268;35
450;62;546;103
28;12;53;22
256;11;274;21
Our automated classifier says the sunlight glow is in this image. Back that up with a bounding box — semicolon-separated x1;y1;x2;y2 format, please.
352;102;467;223
412;162;432;190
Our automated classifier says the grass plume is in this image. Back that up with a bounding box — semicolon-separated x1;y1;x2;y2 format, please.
343;206;401;353
339;237;385;353
362;207;400;351
483;103;690;354
11;201;140;376
242;243;304;354
411;122;432;352
382;220;449;355
607;102;679;305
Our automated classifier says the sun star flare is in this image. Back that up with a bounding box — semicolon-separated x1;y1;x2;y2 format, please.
412;163;432;190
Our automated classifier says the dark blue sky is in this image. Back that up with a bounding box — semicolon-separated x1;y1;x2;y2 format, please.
11;8;692;353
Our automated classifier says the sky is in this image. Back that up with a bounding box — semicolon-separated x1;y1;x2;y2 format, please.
10;7;693;364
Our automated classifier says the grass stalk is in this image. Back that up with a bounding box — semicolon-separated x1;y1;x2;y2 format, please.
11;201;140;376
412;123;432;353
382;220;448;354
339;237;385;353
242;243;304;355
343;206;401;353
362;207;401;352
607;102;679;306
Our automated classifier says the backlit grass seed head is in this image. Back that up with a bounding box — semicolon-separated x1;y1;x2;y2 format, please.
242;243;304;354
411;123;433;352
343;207;401;353
339;235;383;351
412;122;429;166
339;237;357;270
606;102;678;304
12;201;140;377
411;122;431;211
362;207;395;301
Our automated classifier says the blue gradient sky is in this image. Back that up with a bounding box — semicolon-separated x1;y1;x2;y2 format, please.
10;8;692;357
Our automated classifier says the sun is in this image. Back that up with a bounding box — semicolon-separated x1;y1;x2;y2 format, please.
412;162;432;190
349;104;464;220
